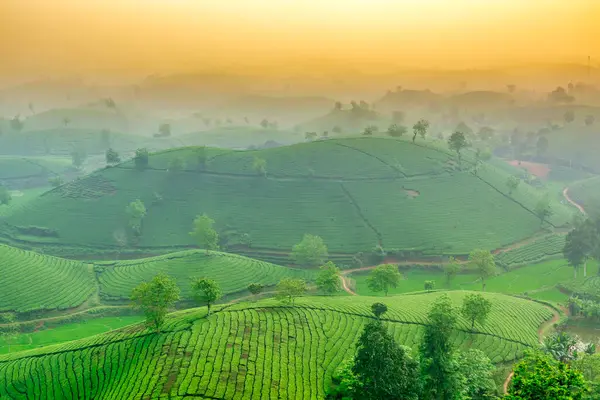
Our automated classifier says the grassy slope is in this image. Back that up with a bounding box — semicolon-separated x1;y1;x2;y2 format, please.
0;316;143;355
0;156;71;180
0;292;553;399
97;249;315;301
0;245;96;313
351;258;597;302
2;137;571;256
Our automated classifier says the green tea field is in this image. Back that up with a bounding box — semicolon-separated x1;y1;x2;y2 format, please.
1;137;572;259
0;245;96;313
0;292;555;399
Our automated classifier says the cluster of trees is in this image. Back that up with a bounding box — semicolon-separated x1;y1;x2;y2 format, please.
563;217;600;278
327;295;497;400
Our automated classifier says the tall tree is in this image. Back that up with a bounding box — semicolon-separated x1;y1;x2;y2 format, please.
468;249;496;291
189;214;219;251
191;278;222;316
460;294;492;330
507;351;587;400
291;234;328;267
448;131;468;168
444;257;461;287
131;273;180;332
412;119;430;143
134;148;149;170
371;302;388;318
542;332;579;363
252;157;267;177
352;320;421;400
275;278;306;305
316;261;342;294
506;175;521;195
367;264;401;296
420;294;461;400
126;199;146;236
387;123;407;137
534;197;553;226
456;349;497;399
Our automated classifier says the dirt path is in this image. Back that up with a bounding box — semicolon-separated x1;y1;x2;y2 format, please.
563;187;586;215
503;372;514;394
340;275;357;296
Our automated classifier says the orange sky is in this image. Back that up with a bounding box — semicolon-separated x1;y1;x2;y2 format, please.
1;0;599;78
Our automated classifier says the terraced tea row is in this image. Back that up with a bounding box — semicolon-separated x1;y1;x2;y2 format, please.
0;293;553;399
0;245;96;313
495;234;566;268
98;250;315;300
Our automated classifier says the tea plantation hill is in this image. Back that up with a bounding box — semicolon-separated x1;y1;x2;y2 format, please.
1;137;572;259
0;244;313;316
0;292;556;399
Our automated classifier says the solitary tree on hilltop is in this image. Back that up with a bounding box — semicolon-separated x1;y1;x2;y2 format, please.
367;264;401;296
363;125;377;136
468;249;496;291
191;278;222;316
460;293;492;330
131;273;180;333
276;278;306;305
316;261;342;295
71;147;87;169
62;117;71;127
371;302;388;318
195;146;207;170
105;148;121;165
190;214;219;251
412;119;429;143
291;234;328;267
448;131;468;168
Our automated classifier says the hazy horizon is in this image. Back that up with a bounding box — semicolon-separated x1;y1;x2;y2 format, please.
2;0;599;85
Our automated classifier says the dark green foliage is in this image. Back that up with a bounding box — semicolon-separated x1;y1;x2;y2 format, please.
456;349;497;399
247;283;264;296
371;302;388;318
507;351;587;400
420;294;462;400
105;148;121;165
325;360;361;400
542;332;579;363
126;199;146;236
71;146;87;169
424;280;435;290
191;278;222;316
131;273;180;332
352;320;421;400
134;148;149;170
444;257;461;286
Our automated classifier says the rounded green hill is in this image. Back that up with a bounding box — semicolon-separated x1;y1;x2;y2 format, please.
0;292;554;399
1;137;571;257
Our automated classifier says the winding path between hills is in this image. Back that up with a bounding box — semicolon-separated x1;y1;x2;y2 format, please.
563;187;586;215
